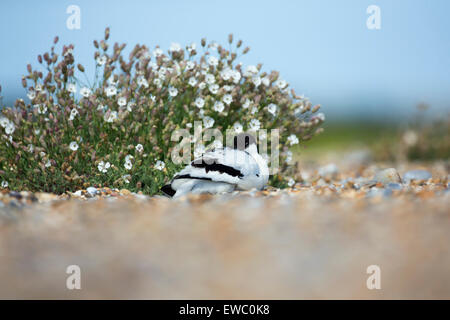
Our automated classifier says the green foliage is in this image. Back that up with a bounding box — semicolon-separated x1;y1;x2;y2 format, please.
0;28;323;194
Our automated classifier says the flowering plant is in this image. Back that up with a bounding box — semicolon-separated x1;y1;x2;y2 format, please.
0;28;324;194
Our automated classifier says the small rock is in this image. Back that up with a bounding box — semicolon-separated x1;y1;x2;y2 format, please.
403;170;432;183
120;189;131;196
35;192;58;203
386;183;403;191
373;168;402;185
8;191;22;200
72;190;82;197
86;187;98;197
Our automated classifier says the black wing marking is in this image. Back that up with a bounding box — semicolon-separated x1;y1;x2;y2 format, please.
191;159;243;178
174;174;213;181
161;184;176;197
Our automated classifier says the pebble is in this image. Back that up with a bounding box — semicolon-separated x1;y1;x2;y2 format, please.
120;189;131;196
86;187;98;197
373;168;402;185
386;183;403;191
403;170;432;183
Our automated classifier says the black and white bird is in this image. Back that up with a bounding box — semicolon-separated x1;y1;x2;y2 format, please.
161;133;269;198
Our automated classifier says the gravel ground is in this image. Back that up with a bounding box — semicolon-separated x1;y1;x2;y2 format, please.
0;159;449;299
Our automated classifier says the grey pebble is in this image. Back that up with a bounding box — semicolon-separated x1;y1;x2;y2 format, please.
403;170;432;183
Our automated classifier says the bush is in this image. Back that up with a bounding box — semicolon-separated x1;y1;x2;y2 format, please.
0;28;324;194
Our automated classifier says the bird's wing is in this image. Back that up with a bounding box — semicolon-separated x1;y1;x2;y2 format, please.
173;148;260;185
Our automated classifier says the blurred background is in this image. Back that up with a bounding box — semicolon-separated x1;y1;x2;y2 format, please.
0;0;449;157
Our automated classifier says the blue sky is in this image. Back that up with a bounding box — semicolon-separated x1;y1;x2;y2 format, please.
1;0;449;120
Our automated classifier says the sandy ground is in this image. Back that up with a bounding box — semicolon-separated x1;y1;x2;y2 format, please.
0;159;449;299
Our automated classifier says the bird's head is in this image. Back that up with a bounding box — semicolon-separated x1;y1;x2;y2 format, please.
233;133;258;154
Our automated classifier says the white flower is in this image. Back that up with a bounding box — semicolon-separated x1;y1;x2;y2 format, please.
223;85;234;92
249;119;261;131
213;101;225;113
288;178;295;187
287;134;299;146
67;83;77;93
222;94;233;105
243;99;252;109
125;155;134;163
186;61;195;70
105;85;117;97
208;56;219;67
168;87;178;97
96;55;107;66
80;87;91;98
45;160;52;168
27;90;36;100
267;103;278;116
188;77;197;86
233;122;243;133
169;42;182;52
122;174;131;184
285;150;293;163
194;144;205;158
275;79;288;89
97;104;107;112
124;160;133;170
262;77;270;87
137;76;149;88
195;97;205;108
209;84;219;94
187;42;196;52
252;76;261;87
232;70;241;84
153;78;162;88
244;65;258;77
251;106;258;115
294;105;304;116
98;161;111;173
203;116;215;128
205;74;215;85
220;67;233;81
135;144;144;153
34;129;41;135
316;112;325;121
69;108;79;121
198;82;206;90
126;101;135;112
4;122;14;135
108;77;119;86
28;144;34;153
104;111;118;123
155;160;165;170
153;48;163;57
34;104;47;114
69;141;79;151
64;48;73;57
0;117;10;128
158;67;167;80
1;181;8;188
117;97;127;107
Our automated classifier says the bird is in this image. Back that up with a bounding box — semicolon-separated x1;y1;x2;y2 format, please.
161;133;269;198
